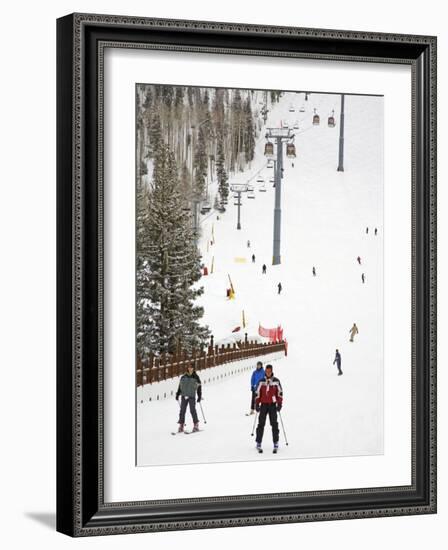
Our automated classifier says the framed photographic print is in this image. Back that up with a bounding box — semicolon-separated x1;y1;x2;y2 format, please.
57;13;437;536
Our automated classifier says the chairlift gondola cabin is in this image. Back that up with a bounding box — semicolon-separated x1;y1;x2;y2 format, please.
312;109;320;126
286;143;296;158
328;110;336;128
264;141;274;158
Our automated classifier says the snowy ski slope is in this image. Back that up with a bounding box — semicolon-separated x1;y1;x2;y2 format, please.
137;91;384;466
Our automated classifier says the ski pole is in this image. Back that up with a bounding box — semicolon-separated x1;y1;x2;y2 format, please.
278;411;289;445
251;411;259;437
199;401;207;424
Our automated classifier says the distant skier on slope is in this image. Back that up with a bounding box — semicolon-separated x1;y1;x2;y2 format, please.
262;264;267;274
333;349;343;376
375;227;378;236
247;240;251;248
349;323;359;342
277;282;282;295
252;254;256;263
312;266;316;276
366;227;369;234
255;364;283;453
357;256;361;265
175;364;202;433
361;273;366;284
248;361;265;415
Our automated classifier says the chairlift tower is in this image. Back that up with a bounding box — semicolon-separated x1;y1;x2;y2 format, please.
337;93;345;172
230;183;248;230
265;127;295;265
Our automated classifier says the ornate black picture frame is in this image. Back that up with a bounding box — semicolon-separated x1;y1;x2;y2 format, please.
57;13;437;536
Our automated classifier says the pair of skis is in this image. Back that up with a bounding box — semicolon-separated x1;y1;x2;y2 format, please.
171;429;203;436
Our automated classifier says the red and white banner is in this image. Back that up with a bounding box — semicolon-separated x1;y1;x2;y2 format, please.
258;324;284;343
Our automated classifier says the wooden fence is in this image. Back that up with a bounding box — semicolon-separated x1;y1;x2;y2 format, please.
137;336;287;387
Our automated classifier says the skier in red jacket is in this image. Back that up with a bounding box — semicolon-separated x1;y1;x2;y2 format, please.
254;364;283;453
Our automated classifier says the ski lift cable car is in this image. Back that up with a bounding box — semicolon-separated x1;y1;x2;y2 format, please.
286;142;296;158
328;109;336;128
312;108;320;126
264;141;274;157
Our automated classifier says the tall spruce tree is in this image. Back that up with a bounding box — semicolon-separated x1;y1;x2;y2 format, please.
216;137;229;205
230;89;243;172
136;183;156;357
136;143;209;356
193;125;208;198
147;113;162;159
243;96;256;163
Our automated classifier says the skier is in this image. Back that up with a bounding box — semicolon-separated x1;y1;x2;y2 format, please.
292;162;295;168
366;226;369;234
262;264;267;274
312;266;316;277
277;282;282;295
349;322;359;342
357;256;361;265
248;361;265;415
333;349;343;376
374;227;378;236
175;364;202;433
247;240;251;248
252;254;256;263
361;273;366;284
255;364;283;453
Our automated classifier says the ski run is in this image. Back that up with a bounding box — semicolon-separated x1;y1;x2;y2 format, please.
137;89;383;466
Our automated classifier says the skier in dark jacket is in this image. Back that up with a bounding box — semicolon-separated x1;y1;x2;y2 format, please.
255;365;283;453
252;254;256;263
262;264;267;274
277;282;282;294
333;349;342;376
176;365;202;432
248;361;265;415
312;266;316;276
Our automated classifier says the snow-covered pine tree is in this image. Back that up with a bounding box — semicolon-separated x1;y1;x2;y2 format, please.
230;89;243;172
137;142;209;356
147;113;162;159
136;182;156;357
243;96;256;163
212;88;225;134
193;125;208;198
216;137;229;206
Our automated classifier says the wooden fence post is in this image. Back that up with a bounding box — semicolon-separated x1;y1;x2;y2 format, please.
136;356;142;387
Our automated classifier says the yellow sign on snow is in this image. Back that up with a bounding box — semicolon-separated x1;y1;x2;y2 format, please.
234;257;247;263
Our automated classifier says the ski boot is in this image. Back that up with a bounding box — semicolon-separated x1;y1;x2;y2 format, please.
178;423;184;433
192;422;200;432
256;442;263;454
273;443;279;454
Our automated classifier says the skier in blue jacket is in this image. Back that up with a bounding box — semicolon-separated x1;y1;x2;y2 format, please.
248;361;265;415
